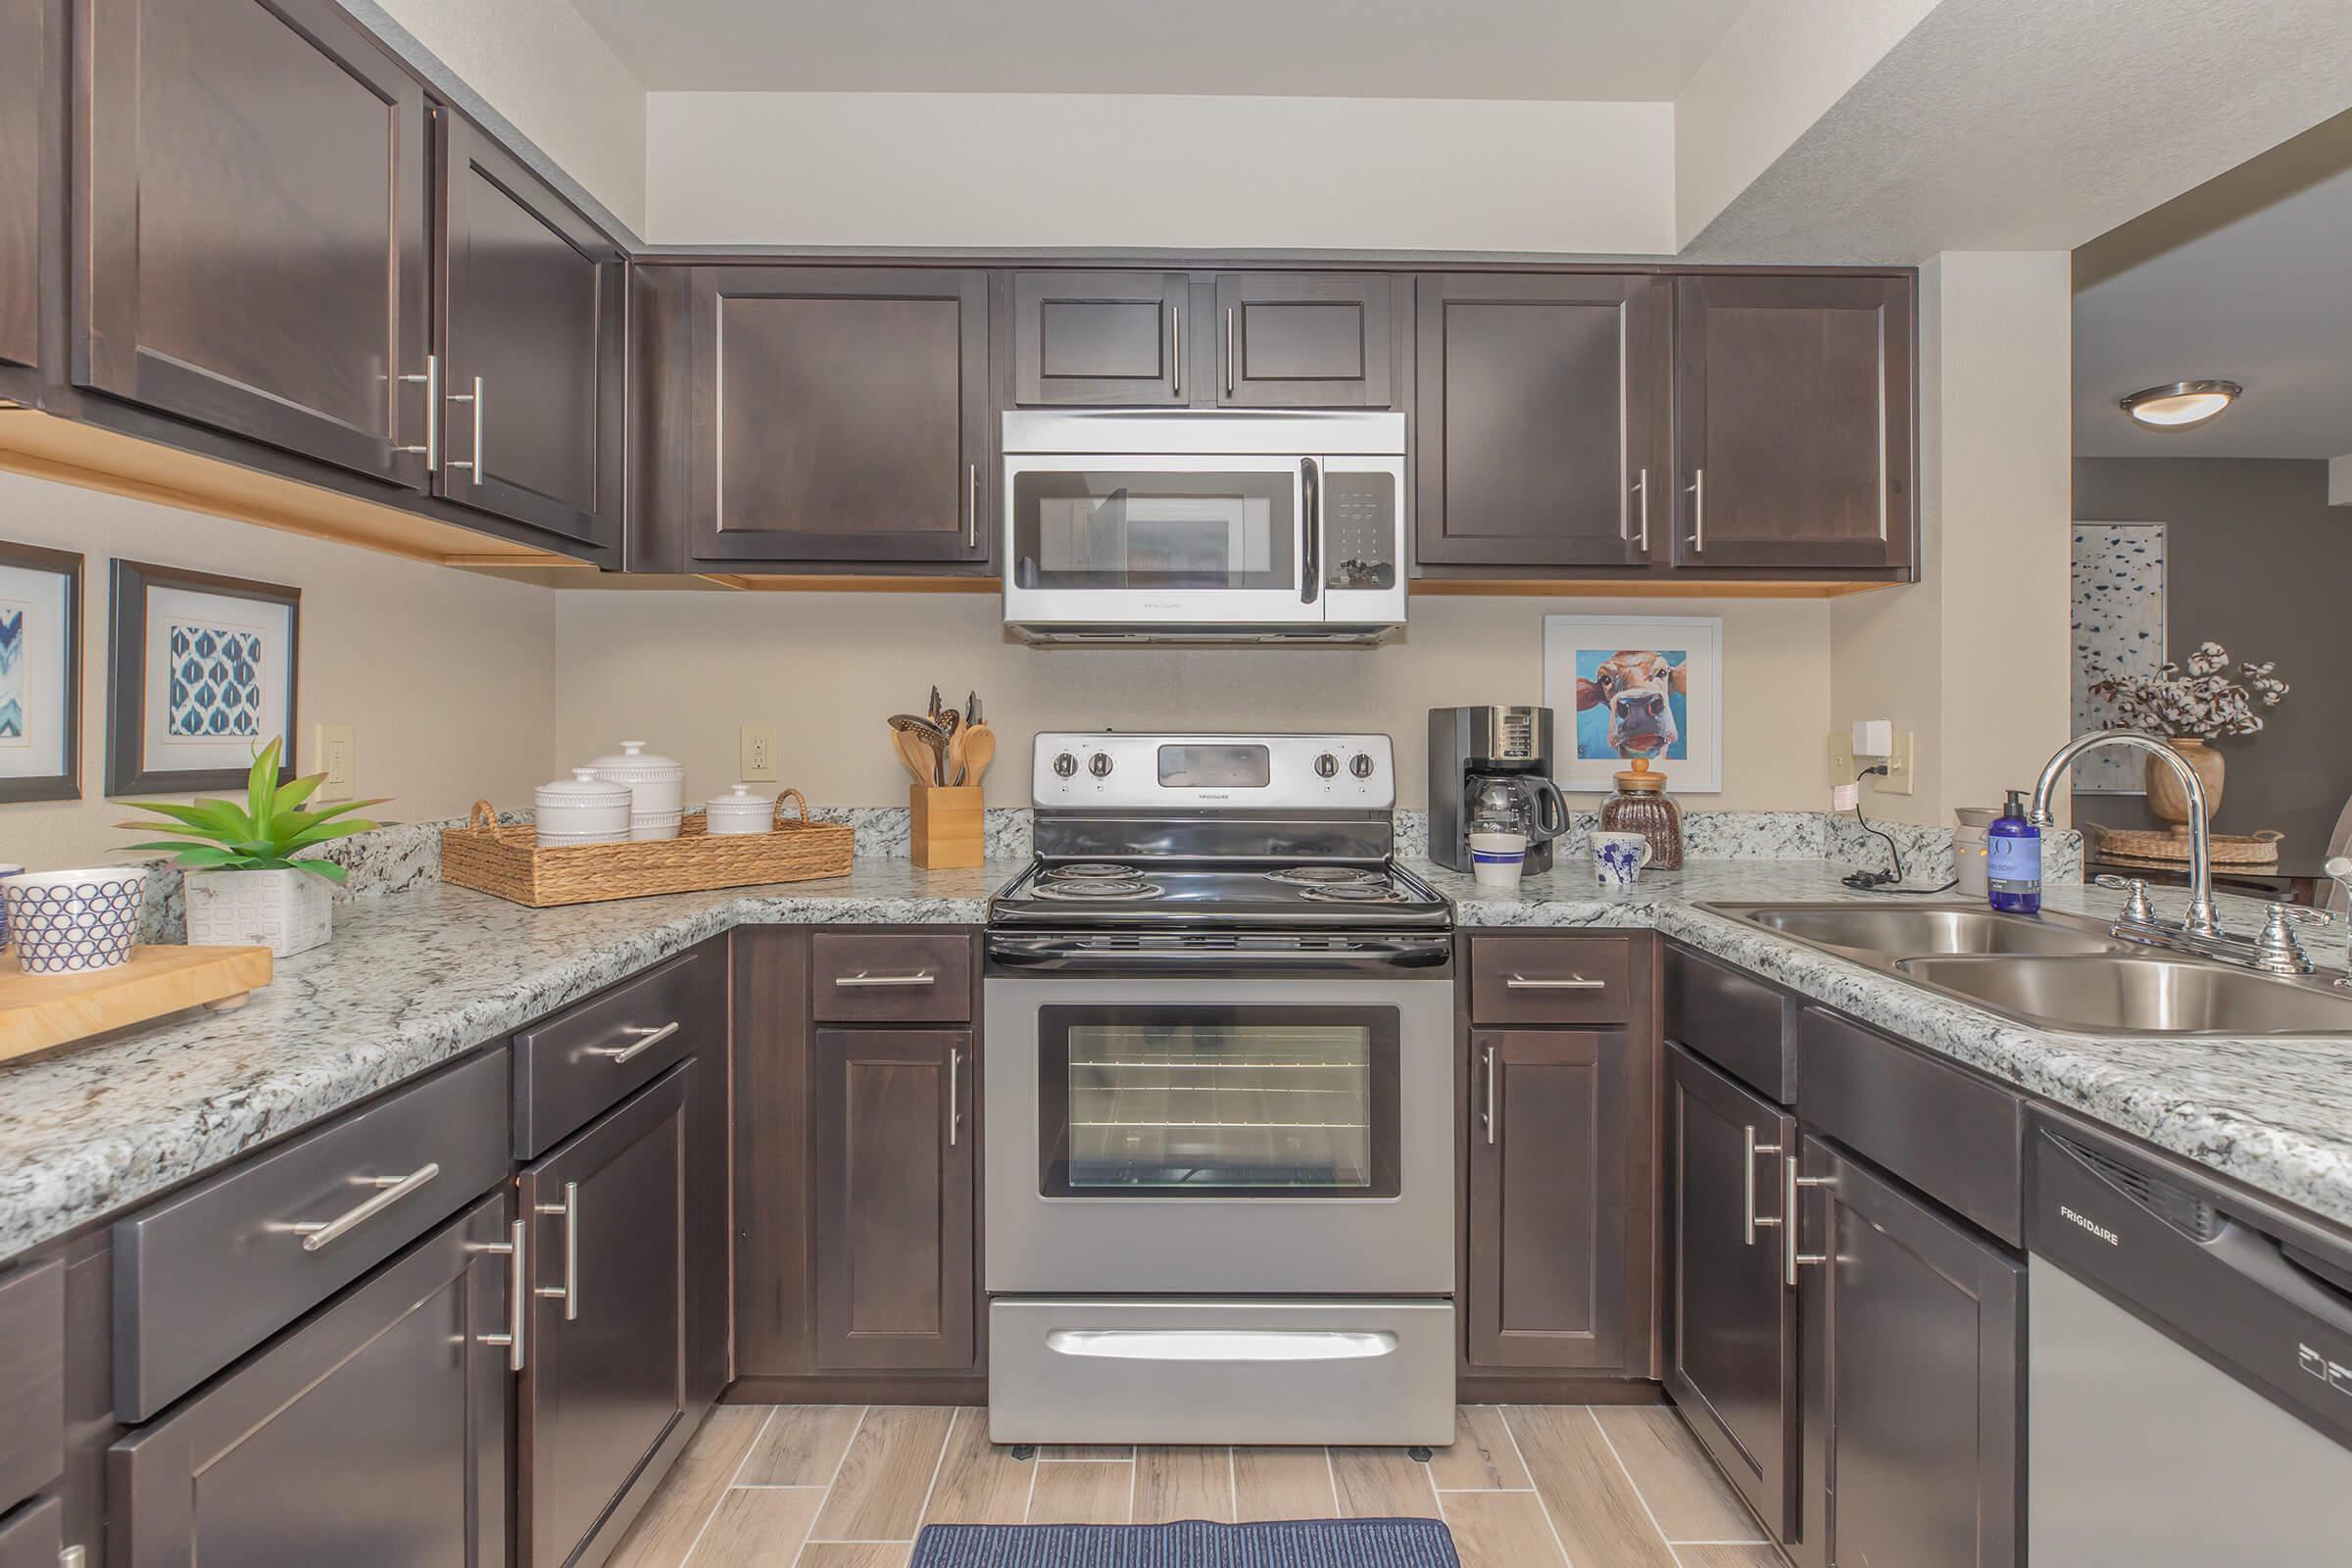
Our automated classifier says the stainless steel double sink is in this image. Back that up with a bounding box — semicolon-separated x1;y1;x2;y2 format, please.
1704;902;2352;1036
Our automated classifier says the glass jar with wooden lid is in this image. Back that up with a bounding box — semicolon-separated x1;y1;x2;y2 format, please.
1599;759;1683;869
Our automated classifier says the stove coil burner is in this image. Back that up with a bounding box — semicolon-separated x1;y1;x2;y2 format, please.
1030;876;1164;903
1045;862;1144;880
1264;865;1387;888
1298;880;1407;904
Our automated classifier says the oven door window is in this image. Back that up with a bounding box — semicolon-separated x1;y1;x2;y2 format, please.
1010;468;1298;591
1039;1005;1399;1198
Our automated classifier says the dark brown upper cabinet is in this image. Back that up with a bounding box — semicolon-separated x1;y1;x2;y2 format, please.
1673;274;1914;571
685;266;990;568
1011;270;1189;406
516;1066;695;1568
1213;272;1395;408
1466;1027;1639;1373
1415;273;1667;570
809;1026;976;1373
433;111;623;562
0;0;51;397
1792;1134;2023;1568
1664;1044;1797;1541
74;0;430;487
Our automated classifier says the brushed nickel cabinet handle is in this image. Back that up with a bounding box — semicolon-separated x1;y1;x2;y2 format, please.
476;1217;527;1371
836;970;936;988
1744;1129;1785;1247
1225;306;1237;395
1687;467;1705;551
394;353;440;470
949;1047;962;1148
1635;467;1650;552
279;1162;440;1251
1505;974;1605;990
534;1180;579;1321
1169;304;1182;398
1483;1042;1498;1146
445;374;483;480
967;463;978;549
589;1020;678;1064
1786;1155;1834;1287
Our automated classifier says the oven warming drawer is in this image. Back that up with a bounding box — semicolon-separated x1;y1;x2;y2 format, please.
989;1297;1455;1446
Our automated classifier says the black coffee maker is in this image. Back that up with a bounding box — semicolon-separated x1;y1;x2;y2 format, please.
1427;706;1571;872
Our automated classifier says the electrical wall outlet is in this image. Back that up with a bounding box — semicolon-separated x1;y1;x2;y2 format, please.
740;722;779;783
1829;729;1917;796
1878;730;1917;796
313;723;356;803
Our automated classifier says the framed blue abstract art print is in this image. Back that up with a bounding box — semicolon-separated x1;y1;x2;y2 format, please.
0;540;84;804
106;559;299;796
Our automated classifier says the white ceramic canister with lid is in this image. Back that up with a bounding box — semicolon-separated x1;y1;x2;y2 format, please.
587;741;685;817
535;768;632;845
705;784;774;836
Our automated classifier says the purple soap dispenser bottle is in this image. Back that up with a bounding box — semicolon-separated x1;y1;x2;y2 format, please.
1986;788;2042;914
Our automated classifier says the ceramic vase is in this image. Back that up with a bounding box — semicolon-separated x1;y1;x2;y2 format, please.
2145;737;2225;826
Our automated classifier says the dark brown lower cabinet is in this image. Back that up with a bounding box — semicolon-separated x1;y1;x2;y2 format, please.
518;1063;698;1568
0;1497;60;1568
810;1027;976;1371
108;1192;512;1567
1792;1134;2024;1568
1664;1045;1797;1539
1466;1028;1636;1372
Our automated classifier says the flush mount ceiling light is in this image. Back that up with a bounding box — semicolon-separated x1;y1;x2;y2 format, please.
2121;379;2243;430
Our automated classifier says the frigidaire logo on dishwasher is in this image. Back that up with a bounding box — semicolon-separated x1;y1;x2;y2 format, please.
2059;1205;2122;1247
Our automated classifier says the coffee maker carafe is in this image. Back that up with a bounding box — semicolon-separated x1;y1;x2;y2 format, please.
1428;707;1571;872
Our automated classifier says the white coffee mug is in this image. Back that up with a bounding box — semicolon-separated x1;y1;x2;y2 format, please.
1592;831;1653;887
1469;830;1530;891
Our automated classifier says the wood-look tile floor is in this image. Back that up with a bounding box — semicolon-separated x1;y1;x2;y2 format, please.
607;1403;1789;1568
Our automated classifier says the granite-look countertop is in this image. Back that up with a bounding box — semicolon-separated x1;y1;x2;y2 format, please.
1417;858;2352;1232
5;855;2350;1261
0;860;1021;1260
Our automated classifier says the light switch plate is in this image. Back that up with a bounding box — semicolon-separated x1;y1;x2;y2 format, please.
313;723;356;803
740;722;779;783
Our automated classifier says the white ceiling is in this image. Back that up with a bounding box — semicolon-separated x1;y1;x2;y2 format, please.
2075;111;2352;461
565;0;1751;99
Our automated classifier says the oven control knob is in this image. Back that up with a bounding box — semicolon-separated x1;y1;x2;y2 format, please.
1350;753;1376;779
1314;753;1340;778
1053;752;1079;779
1089;753;1114;778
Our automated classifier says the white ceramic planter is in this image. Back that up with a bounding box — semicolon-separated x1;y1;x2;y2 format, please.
184;867;333;958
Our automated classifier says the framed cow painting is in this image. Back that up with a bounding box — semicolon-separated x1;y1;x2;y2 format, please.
1542;614;1723;794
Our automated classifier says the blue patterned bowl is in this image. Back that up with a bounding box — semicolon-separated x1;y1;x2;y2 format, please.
0;865;21;947
2;868;149;975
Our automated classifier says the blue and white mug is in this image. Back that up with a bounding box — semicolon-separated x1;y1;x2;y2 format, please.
0;865;21;947
1;868;148;975
1469;830;1530;890
1592;831;1653;888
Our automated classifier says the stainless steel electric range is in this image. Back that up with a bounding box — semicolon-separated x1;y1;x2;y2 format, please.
982;732;1457;1446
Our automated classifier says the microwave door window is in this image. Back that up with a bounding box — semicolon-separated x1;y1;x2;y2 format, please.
1013;469;1296;591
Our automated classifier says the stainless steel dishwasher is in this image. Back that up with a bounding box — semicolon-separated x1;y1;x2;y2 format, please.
2030;1110;2352;1563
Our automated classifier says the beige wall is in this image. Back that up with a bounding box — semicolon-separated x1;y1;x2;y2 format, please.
1830;251;2074;825
546;591;1831;814
643;92;1677;253
1;473;558;871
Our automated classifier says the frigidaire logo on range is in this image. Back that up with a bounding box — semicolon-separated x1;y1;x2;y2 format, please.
2060;1205;2122;1247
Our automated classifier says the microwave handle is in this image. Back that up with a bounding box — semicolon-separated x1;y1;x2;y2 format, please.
1299;457;1321;605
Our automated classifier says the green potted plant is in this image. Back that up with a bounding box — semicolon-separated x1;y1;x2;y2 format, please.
118;738;386;956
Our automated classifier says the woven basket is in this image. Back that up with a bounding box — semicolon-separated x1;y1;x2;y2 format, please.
2087;822;2283;866
441;788;853;907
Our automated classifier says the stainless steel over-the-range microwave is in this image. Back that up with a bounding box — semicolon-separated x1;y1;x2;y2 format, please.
1001;410;1407;644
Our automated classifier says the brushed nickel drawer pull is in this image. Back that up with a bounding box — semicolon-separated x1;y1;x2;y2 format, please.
589;1020;678;1063
535;1181;579;1321
949;1047;962;1147
1743;1128;1786;1246
836;970;937;988
280;1162;440;1251
1505;974;1606;990
1483;1042;1497;1145
1786;1155;1835;1287
476;1218;526;1371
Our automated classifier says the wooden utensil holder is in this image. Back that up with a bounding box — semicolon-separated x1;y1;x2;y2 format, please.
910;785;984;869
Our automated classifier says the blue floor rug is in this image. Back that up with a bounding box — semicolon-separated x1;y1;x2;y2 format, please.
909;1517;1461;1566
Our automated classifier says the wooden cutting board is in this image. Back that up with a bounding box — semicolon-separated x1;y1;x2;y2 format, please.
0;944;273;1063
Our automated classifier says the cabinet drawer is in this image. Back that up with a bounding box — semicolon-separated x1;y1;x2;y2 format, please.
0;1260;63;1512
1796;1007;2025;1246
112;1048;510;1422
1468;935;1633;1024
514;949;706;1158
0;1496;61;1568
1665;944;1795;1103
811;931;973;1023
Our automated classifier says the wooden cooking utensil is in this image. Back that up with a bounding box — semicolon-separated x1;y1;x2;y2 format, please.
892;728;937;784
957;723;996;786
945;723;969;788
